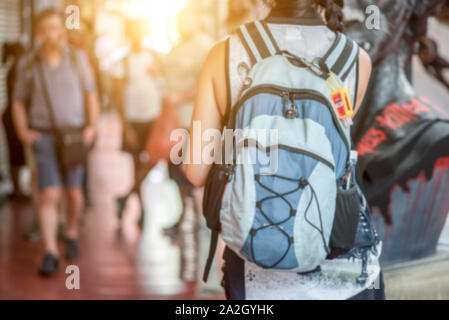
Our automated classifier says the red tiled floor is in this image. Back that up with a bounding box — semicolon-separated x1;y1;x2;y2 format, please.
0;113;224;300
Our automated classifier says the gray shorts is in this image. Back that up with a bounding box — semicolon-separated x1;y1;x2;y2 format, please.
32;132;84;190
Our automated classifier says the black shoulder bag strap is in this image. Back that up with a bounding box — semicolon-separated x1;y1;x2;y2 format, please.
36;49;89;171
36;48;86;132
36;56;59;134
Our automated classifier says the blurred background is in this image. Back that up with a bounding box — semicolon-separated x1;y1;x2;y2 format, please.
0;0;266;300
0;0;448;300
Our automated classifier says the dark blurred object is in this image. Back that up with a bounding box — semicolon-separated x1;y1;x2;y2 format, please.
419;37;449;90
1;42;28;201
345;0;449;264
0;192;6;207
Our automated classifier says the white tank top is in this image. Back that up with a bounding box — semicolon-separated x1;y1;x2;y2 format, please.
226;17;381;300
122;51;163;122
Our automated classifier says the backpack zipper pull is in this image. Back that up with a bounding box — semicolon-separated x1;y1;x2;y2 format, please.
283;92;298;119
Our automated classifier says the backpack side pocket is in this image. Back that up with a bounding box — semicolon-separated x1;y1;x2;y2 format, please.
327;185;361;259
203;163;234;282
203;164;233;232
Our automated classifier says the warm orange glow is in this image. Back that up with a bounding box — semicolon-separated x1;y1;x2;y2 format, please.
108;0;189;53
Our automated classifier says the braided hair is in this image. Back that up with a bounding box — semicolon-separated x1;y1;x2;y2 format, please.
265;0;345;32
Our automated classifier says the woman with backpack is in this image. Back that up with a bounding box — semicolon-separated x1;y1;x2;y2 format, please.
185;0;385;300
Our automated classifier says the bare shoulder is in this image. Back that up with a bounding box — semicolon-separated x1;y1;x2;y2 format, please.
358;48;372;75
203;40;227;75
353;48;373;112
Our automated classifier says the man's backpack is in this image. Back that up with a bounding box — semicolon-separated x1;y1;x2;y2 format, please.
203;21;361;281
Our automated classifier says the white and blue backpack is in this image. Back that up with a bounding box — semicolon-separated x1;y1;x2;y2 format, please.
203;21;362;281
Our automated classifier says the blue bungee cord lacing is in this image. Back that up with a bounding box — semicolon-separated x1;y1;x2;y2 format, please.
250;174;330;269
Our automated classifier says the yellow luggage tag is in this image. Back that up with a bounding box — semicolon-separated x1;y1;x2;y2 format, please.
325;73;354;126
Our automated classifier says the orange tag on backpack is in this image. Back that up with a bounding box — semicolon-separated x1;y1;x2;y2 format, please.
325;74;354;121
331;88;354;119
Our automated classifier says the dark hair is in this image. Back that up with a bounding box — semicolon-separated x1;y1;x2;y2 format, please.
35;8;62;30
265;0;345;33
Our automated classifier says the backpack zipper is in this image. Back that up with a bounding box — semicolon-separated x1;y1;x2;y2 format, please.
230;84;351;165
240;138;335;171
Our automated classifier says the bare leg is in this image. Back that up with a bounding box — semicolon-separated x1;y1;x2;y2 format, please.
135;160;157;226
117;155;157;226
38;187;61;256
10;166;21;196
65;187;84;240
129;157;157;199
31;169;39;212
24;168;41;241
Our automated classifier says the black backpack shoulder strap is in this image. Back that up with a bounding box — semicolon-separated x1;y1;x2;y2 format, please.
324;32;360;81
203;229;219;282
35;54;58;132
223;37;232;128
236;20;280;66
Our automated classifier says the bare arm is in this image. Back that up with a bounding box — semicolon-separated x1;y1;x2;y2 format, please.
185;41;227;187
12;99;27;140
83;89;100;146
13;99;40;146
113;77;126;127
12;57;41;146
354;49;372;115
85;91;100;128
77;51;101;145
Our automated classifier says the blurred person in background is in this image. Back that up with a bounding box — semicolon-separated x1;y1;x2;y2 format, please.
1;43;27;202
112;19;164;228
12;9;100;276
159;6;215;288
